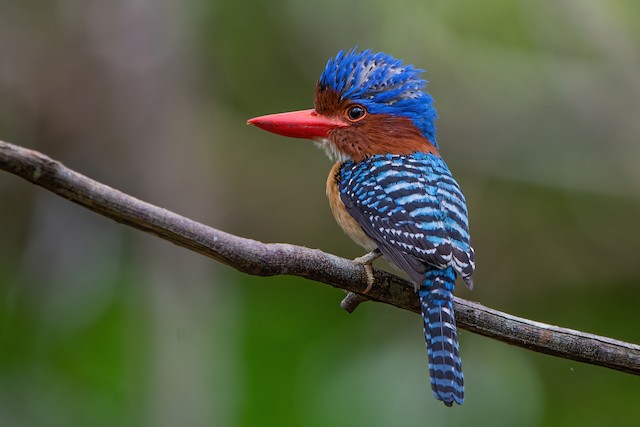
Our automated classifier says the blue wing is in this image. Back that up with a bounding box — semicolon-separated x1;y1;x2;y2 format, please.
339;153;475;287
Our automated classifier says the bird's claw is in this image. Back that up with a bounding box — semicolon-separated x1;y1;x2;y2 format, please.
361;264;375;294
353;248;382;267
340;249;381;313
354;248;380;293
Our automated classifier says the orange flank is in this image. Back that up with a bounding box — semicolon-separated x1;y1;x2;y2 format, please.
326;162;378;252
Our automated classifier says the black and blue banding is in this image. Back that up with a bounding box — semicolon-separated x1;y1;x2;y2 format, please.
338;152;473;406
420;268;464;405
339;153;474;282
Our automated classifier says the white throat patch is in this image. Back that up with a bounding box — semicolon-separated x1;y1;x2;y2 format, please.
313;138;352;163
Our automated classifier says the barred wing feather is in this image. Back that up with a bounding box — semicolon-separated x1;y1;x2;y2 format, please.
339;153;475;287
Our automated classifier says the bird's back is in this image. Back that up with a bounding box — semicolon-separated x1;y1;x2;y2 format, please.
336;152;474;286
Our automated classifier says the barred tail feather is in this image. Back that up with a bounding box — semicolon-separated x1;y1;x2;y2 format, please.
419;267;464;406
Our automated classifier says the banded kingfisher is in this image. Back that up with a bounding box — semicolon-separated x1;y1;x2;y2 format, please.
248;49;475;406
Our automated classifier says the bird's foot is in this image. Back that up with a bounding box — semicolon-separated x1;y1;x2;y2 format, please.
353;248;381;292
353;248;381;293
353;248;383;266
340;249;381;313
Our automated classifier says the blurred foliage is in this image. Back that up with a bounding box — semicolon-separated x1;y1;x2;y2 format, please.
1;0;639;426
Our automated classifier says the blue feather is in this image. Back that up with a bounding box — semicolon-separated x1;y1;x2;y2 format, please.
420;267;464;406
337;153;474;406
338;153;474;282
319;48;439;146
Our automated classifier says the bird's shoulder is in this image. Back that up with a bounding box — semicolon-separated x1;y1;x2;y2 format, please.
338;152;453;206
337;152;475;282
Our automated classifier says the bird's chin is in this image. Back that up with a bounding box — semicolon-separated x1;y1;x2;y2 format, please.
313;138;352;163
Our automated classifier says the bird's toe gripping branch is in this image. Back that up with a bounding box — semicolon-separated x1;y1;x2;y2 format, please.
353;248;382;292
340;249;382;313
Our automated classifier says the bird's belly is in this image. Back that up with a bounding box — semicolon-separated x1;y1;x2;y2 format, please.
326;162;378;252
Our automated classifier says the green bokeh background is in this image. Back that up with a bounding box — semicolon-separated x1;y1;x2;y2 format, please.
1;1;639;426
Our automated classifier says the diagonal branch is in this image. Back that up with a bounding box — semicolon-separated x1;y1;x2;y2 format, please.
1;139;639;375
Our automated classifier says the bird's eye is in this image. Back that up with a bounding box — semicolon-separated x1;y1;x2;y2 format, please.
346;105;366;122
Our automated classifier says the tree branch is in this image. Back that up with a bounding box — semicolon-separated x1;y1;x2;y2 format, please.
1;139;639;375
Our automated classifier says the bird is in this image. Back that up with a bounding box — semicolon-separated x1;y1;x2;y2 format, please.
248;48;475;406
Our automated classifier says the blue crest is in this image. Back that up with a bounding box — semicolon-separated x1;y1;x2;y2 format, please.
319;48;438;145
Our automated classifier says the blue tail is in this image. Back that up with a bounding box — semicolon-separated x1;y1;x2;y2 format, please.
419;267;464;406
